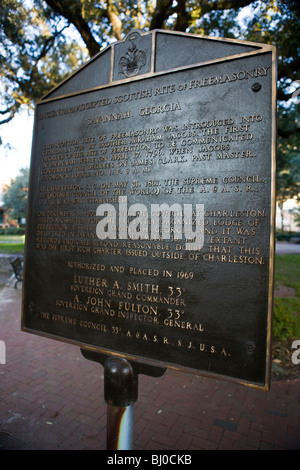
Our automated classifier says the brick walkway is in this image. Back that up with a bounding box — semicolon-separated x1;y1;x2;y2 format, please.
0;286;299;450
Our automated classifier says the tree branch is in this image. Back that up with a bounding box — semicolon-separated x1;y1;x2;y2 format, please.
0;105;13;115
45;0;101;57
106;1;122;41
0;102;20;125
174;0;190;31
201;0;256;13
149;0;174;30
35;24;70;64
149;0;256;31
277;89;299;102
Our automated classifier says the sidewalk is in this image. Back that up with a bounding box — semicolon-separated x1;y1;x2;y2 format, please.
0;285;299;450
276;242;300;254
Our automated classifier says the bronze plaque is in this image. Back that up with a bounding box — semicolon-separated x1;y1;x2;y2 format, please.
22;31;276;390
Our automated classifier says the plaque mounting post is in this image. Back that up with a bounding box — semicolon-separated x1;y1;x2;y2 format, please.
104;356;137;450
80;349;166;450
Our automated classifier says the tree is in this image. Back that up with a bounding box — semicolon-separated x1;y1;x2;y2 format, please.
2;167;29;224
294;207;300;230
241;0;300;104
1;1;299;124
0;0;87;126
276;101;300;208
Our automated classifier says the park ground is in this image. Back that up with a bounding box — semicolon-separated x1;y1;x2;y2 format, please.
0;238;299;450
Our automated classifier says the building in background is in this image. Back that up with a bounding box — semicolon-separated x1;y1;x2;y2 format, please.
276;199;300;233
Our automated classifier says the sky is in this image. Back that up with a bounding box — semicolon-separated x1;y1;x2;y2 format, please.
0;108;34;188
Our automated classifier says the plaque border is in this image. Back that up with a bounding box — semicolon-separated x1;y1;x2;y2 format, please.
22;30;277;391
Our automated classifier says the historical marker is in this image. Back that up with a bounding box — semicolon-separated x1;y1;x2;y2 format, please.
22;30;276;390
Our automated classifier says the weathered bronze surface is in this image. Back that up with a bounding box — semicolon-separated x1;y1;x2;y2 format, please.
22;30;276;390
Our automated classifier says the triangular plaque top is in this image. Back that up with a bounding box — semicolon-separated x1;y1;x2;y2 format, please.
41;29;271;102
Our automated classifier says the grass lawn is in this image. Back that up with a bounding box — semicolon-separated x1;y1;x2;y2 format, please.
274;254;300;296
0;234;25;254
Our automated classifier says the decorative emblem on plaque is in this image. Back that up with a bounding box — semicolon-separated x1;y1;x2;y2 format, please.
118;33;146;77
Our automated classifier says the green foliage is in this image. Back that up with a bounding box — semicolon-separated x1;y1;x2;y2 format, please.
189;6;242;38
2;167;29;223
275;231;300;241
1;1;299;112
242;2;300;206
0;227;26;235
277;102;300;206
242;0;300;100
273;298;300;343
293;207;300;229
0;0;87;122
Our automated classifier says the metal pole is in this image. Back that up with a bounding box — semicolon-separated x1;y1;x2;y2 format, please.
104;356;138;450
107;404;134;450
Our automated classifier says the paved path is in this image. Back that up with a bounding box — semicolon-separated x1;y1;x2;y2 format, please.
0;286;299;450
276;242;300;254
